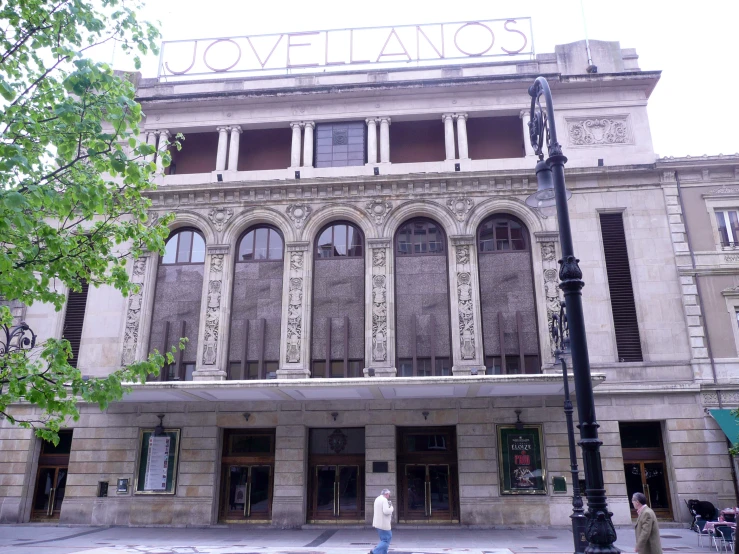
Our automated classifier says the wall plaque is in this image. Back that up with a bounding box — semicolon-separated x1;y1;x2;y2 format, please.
135;429;180;495
497;425;546;495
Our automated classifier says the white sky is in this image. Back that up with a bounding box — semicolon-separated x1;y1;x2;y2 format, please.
116;0;739;159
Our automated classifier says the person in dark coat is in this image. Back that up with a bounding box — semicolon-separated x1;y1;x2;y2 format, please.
632;492;663;554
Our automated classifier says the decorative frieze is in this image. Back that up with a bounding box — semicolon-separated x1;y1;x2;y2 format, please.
365;199;392;226
567;116;631;146
540;241;561;357
202;254;224;365
453;243;476;361
367;238;393;372
286;273;303;363
121;257;148;366
710;186;739;195
371;275;387;362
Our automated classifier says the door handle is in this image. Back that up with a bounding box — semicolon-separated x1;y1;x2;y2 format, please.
644;483;651;507
426;481;431;517
47;488;55;516
247;483;252;517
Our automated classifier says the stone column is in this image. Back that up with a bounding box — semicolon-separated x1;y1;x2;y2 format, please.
443;113;456;160
379;117;391;164
365;238;396;377
271;424;307;528
155;130;170;175
520;109;535;157
193;244;232;381
364;424;397;525
277;242;311;378
449;236;485;375
227;125;241;171
120;252;157;366
455;113;469;159
145;131;157;163
302;122;314;168
366;118;378;165
290;122;303;168
215;126;229;171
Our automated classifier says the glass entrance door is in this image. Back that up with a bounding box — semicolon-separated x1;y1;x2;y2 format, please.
311;465;362;521
31;466;67;521
401;464;453;522
624;461;672;519
222;465;272;522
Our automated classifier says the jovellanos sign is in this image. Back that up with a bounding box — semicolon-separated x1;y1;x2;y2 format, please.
157;18;533;80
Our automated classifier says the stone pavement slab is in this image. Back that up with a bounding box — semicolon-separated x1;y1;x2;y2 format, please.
0;525;713;554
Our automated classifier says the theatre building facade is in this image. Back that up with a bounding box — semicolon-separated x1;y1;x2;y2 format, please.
1;37;738;528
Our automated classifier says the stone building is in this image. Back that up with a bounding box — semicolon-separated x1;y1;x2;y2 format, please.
1;35;738;528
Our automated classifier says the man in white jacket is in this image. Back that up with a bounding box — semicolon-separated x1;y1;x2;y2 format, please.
370;488;394;554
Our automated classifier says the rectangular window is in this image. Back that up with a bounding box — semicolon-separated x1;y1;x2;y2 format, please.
62;281;90;369
314;122;366;168
397;358;451;377
484;355;539;375
716;210;739;247
600;213;643;362
229;361;278;380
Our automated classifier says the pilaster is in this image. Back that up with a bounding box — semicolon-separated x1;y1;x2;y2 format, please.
277;242;312;379
120;252;157;366
365;238;396;377
144;131;157;163
193;244;232;381
534;231;562;370
449;235;485;375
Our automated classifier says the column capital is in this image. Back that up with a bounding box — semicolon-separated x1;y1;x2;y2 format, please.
367;238;392;249
442;113;455;122
454;113;468;121
216;125;230;132
285;241;311;252
303;121;315;130
229;125;242;134
290;121;304;129
365;117;378;126
378;116;391;125
519;109;531;120
156;129;171;137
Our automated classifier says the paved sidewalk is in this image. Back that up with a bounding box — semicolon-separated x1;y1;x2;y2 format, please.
0;525;710;554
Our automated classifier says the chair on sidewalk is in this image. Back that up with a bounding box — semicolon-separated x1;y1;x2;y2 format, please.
717;527;735;553
695;518;711;547
713;525;733;552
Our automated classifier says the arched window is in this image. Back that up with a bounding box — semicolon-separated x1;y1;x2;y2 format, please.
478;215;528;252
237;226;284;261
161;229;206;264
396;218;445;256
316;222;363;258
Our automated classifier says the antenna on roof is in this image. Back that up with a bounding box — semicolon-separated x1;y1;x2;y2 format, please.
580;0;598;73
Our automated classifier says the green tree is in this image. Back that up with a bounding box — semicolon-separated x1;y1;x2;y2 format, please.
0;0;179;443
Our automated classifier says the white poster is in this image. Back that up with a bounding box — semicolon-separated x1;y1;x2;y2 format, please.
144;436;170;491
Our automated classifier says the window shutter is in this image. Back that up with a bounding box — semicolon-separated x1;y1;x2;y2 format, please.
62;281;90;368
599;213;643;362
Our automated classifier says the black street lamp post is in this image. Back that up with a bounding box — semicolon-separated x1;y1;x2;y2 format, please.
526;76;618;554
551;301;588;553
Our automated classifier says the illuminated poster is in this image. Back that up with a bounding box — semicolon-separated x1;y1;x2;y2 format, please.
144;436;170;491
497;425;546;495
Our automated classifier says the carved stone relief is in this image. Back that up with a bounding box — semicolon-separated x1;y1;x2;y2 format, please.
457;271;475;360
208;207;234;231
286;277;303;363
567;116;631;146
711;186;739;195
145;211;160;227
447;197;473;221
365;199;392;226
456;245;470;265
202;254;224;365
121;257;148;365
541;241;562;356
286;204;312;229
371;274;387;362
372;249;386;268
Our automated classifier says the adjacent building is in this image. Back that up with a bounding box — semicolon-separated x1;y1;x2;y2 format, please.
1;33;738;528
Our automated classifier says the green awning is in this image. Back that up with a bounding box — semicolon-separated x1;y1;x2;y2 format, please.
710;409;739;447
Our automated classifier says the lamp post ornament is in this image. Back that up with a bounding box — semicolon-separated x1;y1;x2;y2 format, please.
527;76;618;554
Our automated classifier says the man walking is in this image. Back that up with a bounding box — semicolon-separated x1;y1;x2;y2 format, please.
632;492;662;554
371;488;394;554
